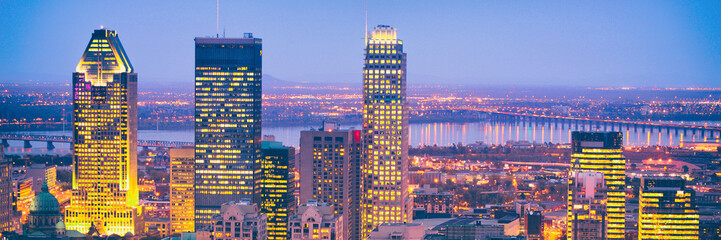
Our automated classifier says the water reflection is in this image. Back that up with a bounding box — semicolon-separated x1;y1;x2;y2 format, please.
4;120;721;154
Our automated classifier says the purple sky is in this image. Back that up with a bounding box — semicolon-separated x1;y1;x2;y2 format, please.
1;1;720;88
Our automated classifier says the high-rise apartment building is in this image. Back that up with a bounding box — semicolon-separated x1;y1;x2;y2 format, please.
194;34;263;228
299;123;362;240
639;176;699;240
567;171;607;240
361;25;411;238
65;29;140;235
170;148;195;234
0;148;13;232
569;131;625;240
260;141;296;240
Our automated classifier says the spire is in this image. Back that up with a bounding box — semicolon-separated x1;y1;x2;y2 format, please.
41;177;49;193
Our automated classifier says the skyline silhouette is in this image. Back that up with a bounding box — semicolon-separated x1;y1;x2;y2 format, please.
1;1;720;87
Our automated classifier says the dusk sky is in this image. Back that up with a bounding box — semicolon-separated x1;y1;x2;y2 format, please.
1;1;720;88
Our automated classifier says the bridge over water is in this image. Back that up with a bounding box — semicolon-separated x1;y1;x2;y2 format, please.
462;108;721;139
0;134;193;149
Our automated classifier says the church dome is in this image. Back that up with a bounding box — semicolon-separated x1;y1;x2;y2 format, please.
55;220;66;230
29;181;60;213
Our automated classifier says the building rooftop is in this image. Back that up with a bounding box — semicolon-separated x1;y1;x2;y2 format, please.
195;37;261;44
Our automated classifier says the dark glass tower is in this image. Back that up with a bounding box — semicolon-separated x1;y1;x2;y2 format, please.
260;141;296;240
66;29;140;235
194;34;263;228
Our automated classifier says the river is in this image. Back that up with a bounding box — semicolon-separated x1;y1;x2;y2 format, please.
4;120;720;155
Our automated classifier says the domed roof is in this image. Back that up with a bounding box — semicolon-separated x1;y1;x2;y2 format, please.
56;220;66;230
29;181;60;213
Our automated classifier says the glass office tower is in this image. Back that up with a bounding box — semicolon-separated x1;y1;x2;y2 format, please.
568;131;626;240
361;25;411;238
260;141;296;240
65;29;140;235
639;176;699;240
194;34;263;228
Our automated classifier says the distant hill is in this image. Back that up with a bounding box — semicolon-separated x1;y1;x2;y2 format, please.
262;74;359;95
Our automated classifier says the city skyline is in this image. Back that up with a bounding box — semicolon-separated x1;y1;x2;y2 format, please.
1;2;720;240
2;1;721;88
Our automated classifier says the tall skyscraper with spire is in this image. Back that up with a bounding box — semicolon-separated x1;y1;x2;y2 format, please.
361;25;411;238
194;34;263;228
65;29;140;236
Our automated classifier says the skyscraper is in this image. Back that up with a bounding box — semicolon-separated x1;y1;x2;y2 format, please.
569;131;626;240
65;29;140;235
194;34;263;228
361;25;411;238
0;148;13;233
169;148;195;234
260;141;296;240
299;123;362;239
639;176;699;240
567;171;607;240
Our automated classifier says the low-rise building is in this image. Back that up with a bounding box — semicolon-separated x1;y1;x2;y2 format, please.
289;200;343;240
445;219;505;240
204;200;267;240
412;185;454;219
145;217;171;238
366;223;426;240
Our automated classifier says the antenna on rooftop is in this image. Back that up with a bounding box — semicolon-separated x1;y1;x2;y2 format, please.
364;0;368;46
216;0;220;38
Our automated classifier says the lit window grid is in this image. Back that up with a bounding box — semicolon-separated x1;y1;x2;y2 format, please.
639;189;699;239
67;71;139;235
568;152;626;240
302;130;363;240
170;154;195;234
260;149;295;240
194;63;262;227
361;39;410;238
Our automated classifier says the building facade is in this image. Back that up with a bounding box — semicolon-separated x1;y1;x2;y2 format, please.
289;200;343;240
206;201;267;240
144;217;171;239
260;141;296;240
299;123;362;240
445;220;505;240
567;171;607;240
639;176;699;240
27;164;57;194
361;25;411;238
366;223;425;240
13;176;33;222
170;148;195;234
65;29;140;236
568;131;625;240
0;148;13;232
411;185;454;219
524;211;543;240
194;34;263;228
